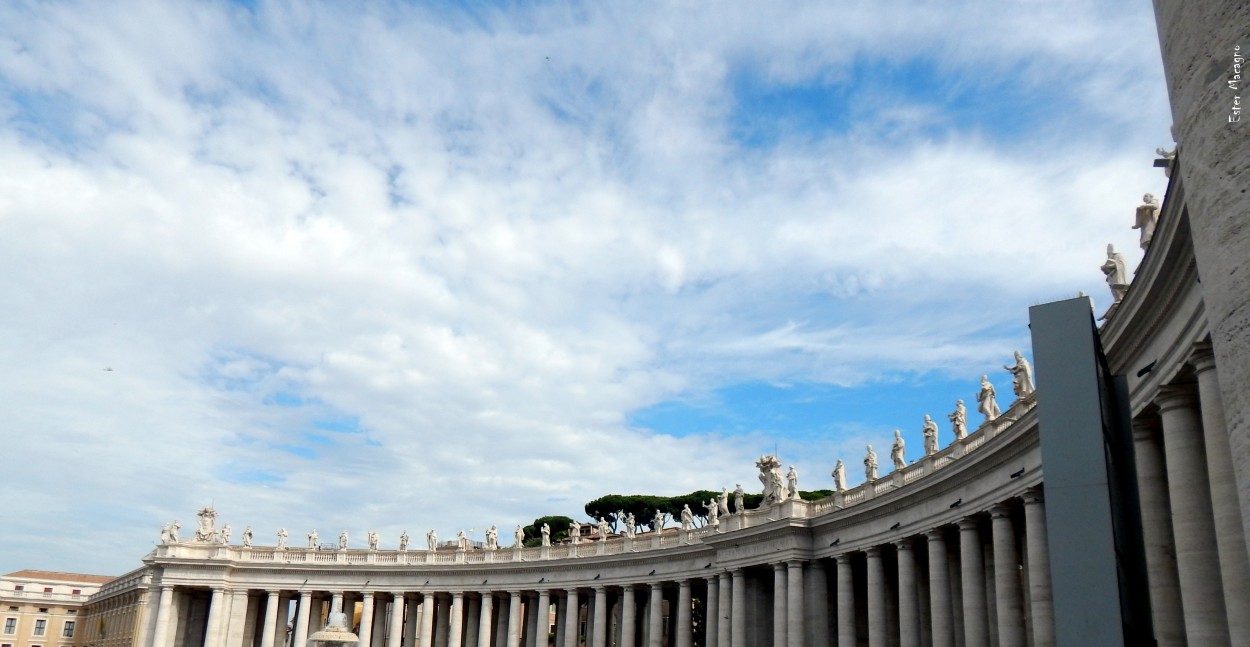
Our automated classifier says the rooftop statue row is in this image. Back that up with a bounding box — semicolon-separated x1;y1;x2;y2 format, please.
1102;192;1162;312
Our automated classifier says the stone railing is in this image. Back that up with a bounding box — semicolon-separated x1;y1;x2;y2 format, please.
155;396;1036;567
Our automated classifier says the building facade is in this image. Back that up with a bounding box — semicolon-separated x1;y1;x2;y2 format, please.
1;571;114;647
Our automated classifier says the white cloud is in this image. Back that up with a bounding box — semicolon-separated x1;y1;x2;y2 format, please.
0;0;1171;574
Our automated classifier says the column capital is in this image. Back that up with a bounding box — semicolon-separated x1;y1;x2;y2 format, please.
989;503;1012;518
649;582;663;591
1022;486;1044;505
957;516;980;531
676;580;689;589
924;528;945;541
865;545;882;557
594;585;607;593
1156;384;1199;412
834;553;852;565
894;539;913;551
1190;341;1217;373
772;562;787;571
390;591;405;599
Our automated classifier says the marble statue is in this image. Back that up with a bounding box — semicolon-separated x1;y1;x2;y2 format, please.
308;530;318;549
367;531;379;551
864;445;878;481
949;400;968;440
718;488;730;517
160;522;173;544
756;454;787;505
680;505;693;530
653;511;666;533
169;520;180;543
399;531;409;552
456;530;469;550
1134;193;1161;249
194;507;217;543
219;524;231;545
276;528;288;550
624;514;635;539
426;530;438;552
515;525;525;547
570;521;581;544
923;415;939;455
337;531;348;550
787;465;800;499
541;523;551;546
1004;350;1035;398
484;525;498;550
891;431;906;469
978;375;1001;422
1155;147;1176;178
704;499;719;527
1101;244;1129;303
597;517;610;541
733;484;745;513
241;526;253;548
832;459;847;492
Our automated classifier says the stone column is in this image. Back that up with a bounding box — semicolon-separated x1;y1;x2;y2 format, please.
1132;418;1186;646
506;592;523;647
536;591;550;647
563;591;579;647
1022;491;1055;647
805;561;829;647
388;594;406;647
716;573;731;647
836;555;855;647
1158;385;1231;646
989;504;1025;647
1194;347;1250;647
866;548;886;647
204;588;226;647
786;561;804;647
704;576;718;647
448;592;465;647
525;594;539;647
291;592;311;647
259;592;280;647
730;571;745;647
359;594;376;647
464;597;480;647
586;587;603;647
151;586;175;647
477;594;493;647
674;581;691;647
406;596;421;647
226;589;250;647
647;584;663;647
419;595;436;647
925;531;953;647
959;518;988;647
435;595;451;647
772;564;787;647
620;586;636;647
896;542;919;647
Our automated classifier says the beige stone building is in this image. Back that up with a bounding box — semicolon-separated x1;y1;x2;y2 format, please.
1;571;114;647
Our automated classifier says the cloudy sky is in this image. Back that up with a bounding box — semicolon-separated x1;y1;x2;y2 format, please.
0;0;1172;576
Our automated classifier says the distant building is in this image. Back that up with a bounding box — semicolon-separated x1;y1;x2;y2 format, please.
1;571;114;647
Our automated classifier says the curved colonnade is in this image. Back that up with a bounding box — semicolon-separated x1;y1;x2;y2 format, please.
125;394;1051;647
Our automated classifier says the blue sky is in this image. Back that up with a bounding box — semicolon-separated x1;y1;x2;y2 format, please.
0;0;1171;575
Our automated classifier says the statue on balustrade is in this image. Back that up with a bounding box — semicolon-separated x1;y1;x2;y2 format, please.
308;530;319;549
276;528;288;550
704;499;719;527
219;524;231;545
1101;244;1129;303
923;414;939;456
426;529;438;552
624;515;635;539
485;525;498;550
949;400;968;440
891;430;906;469
399;531;409;552
787;465;800;499
1134;193;1161;249
242;526;253;547
160;521;179;544
597;517;610;541
733;484;745;514
978;374;1001;422
456;530;469;550
541;523;551;546
570;521;582;544
367;531;379;551
194;507;217;543
1004;350;1034;398
756;454;786;505
864;445;878;481
338;531;348;550
718;488;730;517
514;525;525;547
680;504;694;530
832;459;847;492
653;511;666;533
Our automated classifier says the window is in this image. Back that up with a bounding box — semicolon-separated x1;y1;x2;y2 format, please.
42;589;51;594
61;622;75;638
3;618;15;634
37;609;47;614
12;587;22;592
70;591;80;596
34;619;46;636
66;611;76;616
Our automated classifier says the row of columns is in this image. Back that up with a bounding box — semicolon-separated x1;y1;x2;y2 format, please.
1133;344;1250;647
